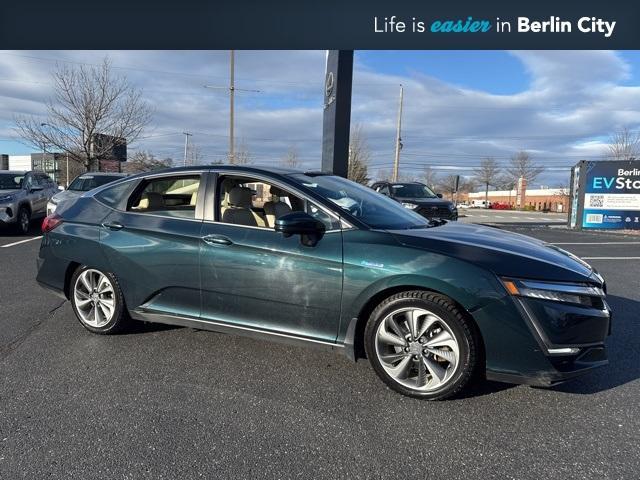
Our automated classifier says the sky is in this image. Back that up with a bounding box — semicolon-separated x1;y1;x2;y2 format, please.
1;50;640;187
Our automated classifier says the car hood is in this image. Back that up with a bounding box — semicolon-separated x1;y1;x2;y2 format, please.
395;196;452;207
389;222;596;283
51;190;82;203
0;189;21;196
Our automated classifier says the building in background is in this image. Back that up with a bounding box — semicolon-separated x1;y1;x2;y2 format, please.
468;187;569;212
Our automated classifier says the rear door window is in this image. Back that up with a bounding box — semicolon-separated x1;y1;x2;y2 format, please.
128;175;201;219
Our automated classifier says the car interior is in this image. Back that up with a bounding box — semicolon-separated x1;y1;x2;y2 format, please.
218;176;304;228
129;176;200;219
217;175;343;231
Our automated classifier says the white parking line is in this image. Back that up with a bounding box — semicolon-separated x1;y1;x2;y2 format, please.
581;257;640;260
1;236;42;248
554;242;640;245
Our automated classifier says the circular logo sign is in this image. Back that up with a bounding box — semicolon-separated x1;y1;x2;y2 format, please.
325;71;334;99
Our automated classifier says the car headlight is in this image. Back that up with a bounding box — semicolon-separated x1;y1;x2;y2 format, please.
402;202;418;210
501;278;605;306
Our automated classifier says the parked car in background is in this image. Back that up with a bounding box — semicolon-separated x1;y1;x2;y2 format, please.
470;199;492;209
490;202;512;210
371;181;458;221
37;165;610;400
0;170;58;234
47;172;128;216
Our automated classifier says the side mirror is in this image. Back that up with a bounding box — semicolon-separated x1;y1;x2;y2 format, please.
30;185;43;193
275;212;326;246
436;193;443;198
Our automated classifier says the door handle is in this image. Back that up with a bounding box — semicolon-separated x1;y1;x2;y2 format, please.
102;222;124;231
202;234;233;246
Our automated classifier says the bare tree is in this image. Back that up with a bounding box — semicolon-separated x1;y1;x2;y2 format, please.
280;146;300;169
348;125;370;185
124;151;173;173
15;57;152;172
232;140;252;165
506;151;544;185
186;143;203;165
437;174;472;200
420;166;439;190
473;157;499;207
608;127;640;161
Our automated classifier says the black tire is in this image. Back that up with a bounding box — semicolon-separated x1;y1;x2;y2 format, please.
16;207;30;235
364;290;478;400
69;265;131;334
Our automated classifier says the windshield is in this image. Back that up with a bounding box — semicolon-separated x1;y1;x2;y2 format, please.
0;173;24;190
290;174;430;229
391;183;437;199
69;175;121;192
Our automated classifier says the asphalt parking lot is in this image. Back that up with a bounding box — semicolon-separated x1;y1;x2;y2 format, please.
1;220;639;479
460;208;568;225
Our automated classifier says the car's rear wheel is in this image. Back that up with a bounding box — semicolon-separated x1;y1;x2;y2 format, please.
364;291;478;400
16;207;30;235
70;266;130;334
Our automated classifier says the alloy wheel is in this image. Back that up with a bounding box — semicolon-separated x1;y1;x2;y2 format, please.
19;210;29;233
73;269;116;328
374;307;460;392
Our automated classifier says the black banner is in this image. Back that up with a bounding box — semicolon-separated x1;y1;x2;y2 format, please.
0;0;639;49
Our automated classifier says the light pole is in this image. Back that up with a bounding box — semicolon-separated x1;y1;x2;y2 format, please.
392;85;404;182
183;132;193;166
41;122;69;185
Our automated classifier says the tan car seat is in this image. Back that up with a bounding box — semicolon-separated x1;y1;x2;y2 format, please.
263;186;292;227
133;191;164;211
222;187;266;227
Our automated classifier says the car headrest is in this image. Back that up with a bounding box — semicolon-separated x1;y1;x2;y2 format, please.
228;186;253;208
269;186;287;198
146;192;164;209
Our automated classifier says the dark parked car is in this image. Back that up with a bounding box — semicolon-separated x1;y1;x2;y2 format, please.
0;170;58;234
37;166;610;400
371;181;458;221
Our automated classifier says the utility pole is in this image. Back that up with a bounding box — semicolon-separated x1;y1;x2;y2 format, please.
65;152;69;187
229;49;235;164
183;132;193;166
392;85;404;182
204;50;260;165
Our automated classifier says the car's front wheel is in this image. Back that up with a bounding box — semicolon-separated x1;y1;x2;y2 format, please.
364;291;478;400
70;266;130;334
16;207;30;235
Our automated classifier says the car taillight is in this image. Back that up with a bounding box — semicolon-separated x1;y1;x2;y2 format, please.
42;214;63;233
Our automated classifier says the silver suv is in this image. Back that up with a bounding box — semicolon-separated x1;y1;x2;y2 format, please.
0;171;58;234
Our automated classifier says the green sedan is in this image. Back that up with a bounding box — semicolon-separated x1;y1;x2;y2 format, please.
36;166;610;400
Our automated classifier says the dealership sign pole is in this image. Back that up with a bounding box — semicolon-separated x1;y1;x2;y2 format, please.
322;50;353;178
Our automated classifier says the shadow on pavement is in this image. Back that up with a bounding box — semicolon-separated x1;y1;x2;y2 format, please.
0;219;43;237
550;294;640;395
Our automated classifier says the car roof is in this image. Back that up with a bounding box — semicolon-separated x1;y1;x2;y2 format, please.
0;170;28;175
123;164;330;179
78;172;127;177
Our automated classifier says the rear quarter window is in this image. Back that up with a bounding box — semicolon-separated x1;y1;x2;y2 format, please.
94;180;139;210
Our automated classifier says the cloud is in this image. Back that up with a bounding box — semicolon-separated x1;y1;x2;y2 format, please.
1;50;640;187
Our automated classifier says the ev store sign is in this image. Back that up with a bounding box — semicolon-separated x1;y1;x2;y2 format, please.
574;160;640;229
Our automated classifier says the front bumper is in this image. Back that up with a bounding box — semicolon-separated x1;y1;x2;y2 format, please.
415;206;458;221
473;286;610;388
0;202;17;225
486;345;608;386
